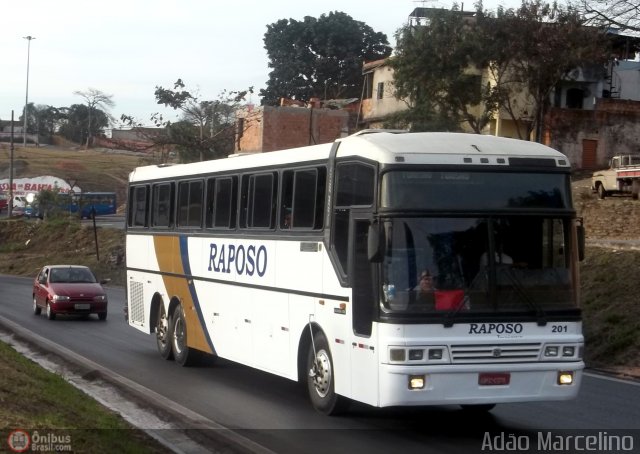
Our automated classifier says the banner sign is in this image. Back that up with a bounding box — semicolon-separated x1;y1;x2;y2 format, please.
0;176;82;196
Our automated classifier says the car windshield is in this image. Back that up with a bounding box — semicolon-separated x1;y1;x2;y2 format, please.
379;217;577;317
49;268;97;284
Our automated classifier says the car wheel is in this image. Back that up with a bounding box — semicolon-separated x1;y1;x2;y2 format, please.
156;304;173;360
597;184;607;199
33;296;41;315
46;302;56;320
306;331;349;415
98;312;107;321
171;305;201;366
632;180;640;200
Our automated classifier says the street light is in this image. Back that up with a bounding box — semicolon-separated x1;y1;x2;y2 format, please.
23;35;35;147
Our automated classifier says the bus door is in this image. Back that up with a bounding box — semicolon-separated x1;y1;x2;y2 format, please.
348;212;379;406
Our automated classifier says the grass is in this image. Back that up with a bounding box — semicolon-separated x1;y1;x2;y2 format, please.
0;341;166;453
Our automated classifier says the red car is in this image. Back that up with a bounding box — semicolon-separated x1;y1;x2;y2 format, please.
32;265;109;320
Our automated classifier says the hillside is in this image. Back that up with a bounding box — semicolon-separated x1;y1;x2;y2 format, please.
0;144;146;212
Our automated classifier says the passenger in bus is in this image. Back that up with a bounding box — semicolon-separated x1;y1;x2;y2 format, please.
282;208;292;229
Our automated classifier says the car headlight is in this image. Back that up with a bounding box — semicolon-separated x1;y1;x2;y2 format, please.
93;295;107;302
52;295;70;302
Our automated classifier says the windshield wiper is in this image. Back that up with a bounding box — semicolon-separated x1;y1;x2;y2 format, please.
497;266;547;326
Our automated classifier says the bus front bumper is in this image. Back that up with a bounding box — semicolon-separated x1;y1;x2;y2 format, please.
378;361;584;407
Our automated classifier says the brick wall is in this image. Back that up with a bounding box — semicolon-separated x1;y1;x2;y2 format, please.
238;106;349;152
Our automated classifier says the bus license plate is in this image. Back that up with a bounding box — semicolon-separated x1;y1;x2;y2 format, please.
478;372;510;386
75;304;90;310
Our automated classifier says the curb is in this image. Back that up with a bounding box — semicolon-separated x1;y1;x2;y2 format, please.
0;314;275;454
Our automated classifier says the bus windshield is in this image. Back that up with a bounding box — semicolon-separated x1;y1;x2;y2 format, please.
380;216;577;316
381;171;570;210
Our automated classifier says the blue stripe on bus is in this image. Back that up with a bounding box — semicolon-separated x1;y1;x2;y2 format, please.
179;235;217;355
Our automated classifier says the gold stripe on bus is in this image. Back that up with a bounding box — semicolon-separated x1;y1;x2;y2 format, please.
154;236;212;354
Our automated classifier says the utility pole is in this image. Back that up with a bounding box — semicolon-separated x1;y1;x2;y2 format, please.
23;35;35;148
9;111;15;217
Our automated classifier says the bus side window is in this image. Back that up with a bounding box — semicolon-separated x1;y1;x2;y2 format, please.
177;180;204;228
129;185;149;227
206;176;237;229
151;183;173;228
242;173;276;229
279;166;326;230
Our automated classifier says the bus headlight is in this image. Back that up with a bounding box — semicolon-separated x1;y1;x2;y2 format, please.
390;349;406;362
388;346;450;364
542;343;581;360
408;375;425;390
557;371;574;385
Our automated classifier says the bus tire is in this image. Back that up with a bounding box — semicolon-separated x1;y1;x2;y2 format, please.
461;403;496;412
156;304;173;360
306;331;349;415
597;184;607;199
171;304;200;367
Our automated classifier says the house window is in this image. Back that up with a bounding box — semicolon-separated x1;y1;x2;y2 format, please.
377;82;385;100
566;88;584;109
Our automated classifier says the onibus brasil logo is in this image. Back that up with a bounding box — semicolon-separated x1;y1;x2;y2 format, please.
7;429;72;452
7;430;30;453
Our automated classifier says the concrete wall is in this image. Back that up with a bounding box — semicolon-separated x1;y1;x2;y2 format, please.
546;98;640;169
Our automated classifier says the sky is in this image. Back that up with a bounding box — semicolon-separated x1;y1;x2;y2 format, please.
1;0;521;128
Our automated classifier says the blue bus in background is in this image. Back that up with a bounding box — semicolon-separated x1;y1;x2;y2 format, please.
59;192;117;218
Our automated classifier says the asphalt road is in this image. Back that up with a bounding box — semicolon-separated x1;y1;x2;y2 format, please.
1;274;639;454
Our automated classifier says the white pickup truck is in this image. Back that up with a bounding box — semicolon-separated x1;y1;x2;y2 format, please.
591;155;640;200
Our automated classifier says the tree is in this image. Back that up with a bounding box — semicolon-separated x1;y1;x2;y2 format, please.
121;79;252;163
577;0;640;33
58;104;110;144
390;1;610;140
73;88;115;148
261;11;392;105
391;6;498;133
492;1;610;140
32;104;66;142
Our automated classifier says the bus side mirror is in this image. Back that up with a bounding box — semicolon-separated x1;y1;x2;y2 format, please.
577;221;585;262
368;222;384;262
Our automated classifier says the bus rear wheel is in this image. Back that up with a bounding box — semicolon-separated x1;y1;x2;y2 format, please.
306;331;349;415
156;304;173;360
171;304;200;366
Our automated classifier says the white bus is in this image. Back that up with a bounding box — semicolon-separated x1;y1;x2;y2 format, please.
126;131;585;415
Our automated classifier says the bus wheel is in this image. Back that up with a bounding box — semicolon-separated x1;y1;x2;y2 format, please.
461;404;496;412
306;331;349;415
171;305;200;367
156;304;173;360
